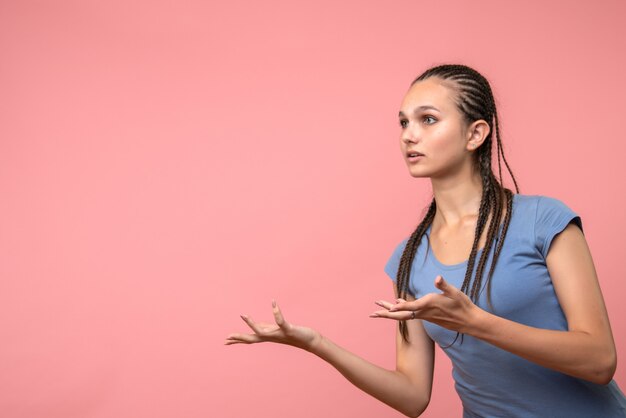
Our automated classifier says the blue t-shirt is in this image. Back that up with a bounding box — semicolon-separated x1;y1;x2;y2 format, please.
384;194;626;418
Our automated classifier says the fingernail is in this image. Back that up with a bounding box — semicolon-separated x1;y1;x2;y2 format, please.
272;300;276;308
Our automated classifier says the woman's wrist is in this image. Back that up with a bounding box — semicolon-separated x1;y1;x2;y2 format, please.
464;305;492;337
305;331;325;354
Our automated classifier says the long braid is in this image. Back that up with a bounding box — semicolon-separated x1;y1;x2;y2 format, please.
395;64;519;343
460;171;491;295
486;188;514;309
396;199;436;339
494;111;519;194
472;175;501;299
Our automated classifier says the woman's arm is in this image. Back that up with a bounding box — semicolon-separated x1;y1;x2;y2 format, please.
225;284;435;417
373;223;617;385
471;222;616;384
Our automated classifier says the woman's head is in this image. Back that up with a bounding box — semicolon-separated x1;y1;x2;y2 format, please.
399;64;511;185
399;76;490;179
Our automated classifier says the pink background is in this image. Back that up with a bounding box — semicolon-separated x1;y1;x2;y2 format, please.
1;1;625;417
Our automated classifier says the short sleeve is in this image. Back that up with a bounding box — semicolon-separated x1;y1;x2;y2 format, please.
384;237;409;283
534;196;583;259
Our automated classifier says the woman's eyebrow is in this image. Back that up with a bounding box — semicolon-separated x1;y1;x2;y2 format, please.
398;105;441;117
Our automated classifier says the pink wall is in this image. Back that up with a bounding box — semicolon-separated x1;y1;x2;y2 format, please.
1;1;625;417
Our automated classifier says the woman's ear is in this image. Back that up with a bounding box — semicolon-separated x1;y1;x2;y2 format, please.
466;119;490;150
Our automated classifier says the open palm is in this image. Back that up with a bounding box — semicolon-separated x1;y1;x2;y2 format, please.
225;300;321;352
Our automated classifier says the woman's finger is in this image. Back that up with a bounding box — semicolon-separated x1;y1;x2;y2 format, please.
389;299;421;312
224;333;263;345
369;309;414;321
374;299;395;310
240;315;264;335
434;275;462;298
272;300;289;330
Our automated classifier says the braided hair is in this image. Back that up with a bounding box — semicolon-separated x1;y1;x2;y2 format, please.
396;64;520;343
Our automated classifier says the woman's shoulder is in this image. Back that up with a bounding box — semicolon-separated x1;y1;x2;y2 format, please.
512;193;577;215
511;193;583;254
510;193;581;232
509;193;541;218
513;192;560;204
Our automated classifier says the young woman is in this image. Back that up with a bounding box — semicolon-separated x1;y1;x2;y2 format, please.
225;64;626;417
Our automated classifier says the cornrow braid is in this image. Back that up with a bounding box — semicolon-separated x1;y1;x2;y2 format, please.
395;64;519;343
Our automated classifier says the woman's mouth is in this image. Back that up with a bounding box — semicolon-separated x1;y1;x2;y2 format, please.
407;151;424;163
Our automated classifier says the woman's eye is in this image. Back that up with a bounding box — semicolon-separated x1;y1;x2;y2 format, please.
399;119;408;129
423;116;437;124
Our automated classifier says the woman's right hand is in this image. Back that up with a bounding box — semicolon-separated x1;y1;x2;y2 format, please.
224;300;321;352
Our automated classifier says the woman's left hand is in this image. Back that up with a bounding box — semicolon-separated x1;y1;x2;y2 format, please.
370;275;483;334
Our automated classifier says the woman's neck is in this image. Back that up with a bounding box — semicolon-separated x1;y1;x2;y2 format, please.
431;173;484;229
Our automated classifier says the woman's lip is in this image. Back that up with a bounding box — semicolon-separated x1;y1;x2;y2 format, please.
407;155;424;163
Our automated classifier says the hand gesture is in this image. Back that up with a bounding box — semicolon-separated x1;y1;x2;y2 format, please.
225;300;321;352
370;275;481;334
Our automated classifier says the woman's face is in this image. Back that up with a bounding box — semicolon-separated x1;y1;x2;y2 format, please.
398;77;473;179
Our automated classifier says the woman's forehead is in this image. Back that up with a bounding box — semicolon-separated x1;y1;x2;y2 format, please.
400;78;457;114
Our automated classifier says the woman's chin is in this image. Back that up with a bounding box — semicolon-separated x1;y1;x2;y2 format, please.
407;169;430;178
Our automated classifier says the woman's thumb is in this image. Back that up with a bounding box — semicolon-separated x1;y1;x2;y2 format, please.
435;275;456;296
